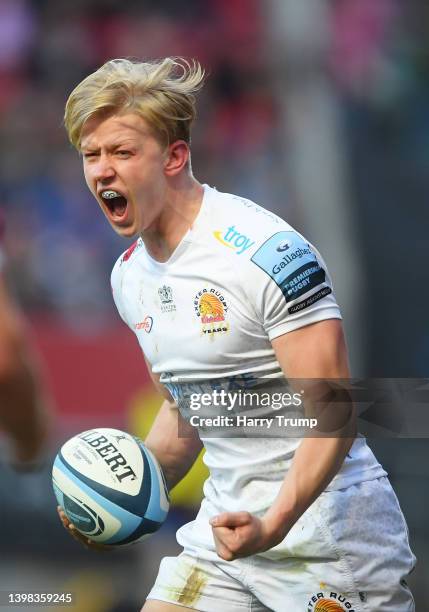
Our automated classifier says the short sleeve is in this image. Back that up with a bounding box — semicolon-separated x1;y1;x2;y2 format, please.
248;230;342;340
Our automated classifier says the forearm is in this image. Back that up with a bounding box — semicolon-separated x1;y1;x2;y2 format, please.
0;350;50;463
144;398;203;490
210;432;355;561
0;284;50;463
263;434;354;542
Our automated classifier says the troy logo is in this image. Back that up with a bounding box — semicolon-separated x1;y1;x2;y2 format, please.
213;225;255;255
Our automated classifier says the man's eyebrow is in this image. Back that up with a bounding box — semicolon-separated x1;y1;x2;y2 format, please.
80;138;99;152
110;139;138;149
81;138;137;152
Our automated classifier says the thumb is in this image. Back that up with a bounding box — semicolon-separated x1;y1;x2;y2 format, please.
210;511;251;528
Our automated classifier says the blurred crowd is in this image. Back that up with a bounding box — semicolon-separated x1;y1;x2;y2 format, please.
1;1;429;609
0;0;274;324
0;0;428;334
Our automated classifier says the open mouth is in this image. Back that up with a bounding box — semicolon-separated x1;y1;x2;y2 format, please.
100;190;128;219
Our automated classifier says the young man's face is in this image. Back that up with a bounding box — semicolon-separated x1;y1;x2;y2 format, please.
80;113;167;237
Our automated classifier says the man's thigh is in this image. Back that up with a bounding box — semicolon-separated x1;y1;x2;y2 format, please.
145;552;269;612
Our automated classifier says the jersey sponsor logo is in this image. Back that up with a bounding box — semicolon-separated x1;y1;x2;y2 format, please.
307;591;355;611
213;225;255;255
194;288;229;337
134;315;153;333
272;246;312;274
251;231;326;303
276;238;293;252
158;285;176;313
288;287;331;314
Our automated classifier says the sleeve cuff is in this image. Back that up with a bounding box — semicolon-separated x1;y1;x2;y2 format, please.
267;306;342;341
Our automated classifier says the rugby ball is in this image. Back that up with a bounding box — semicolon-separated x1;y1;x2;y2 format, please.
52;428;169;546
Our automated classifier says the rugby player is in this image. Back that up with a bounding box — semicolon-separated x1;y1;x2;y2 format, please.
0;213;50;469
60;58;415;611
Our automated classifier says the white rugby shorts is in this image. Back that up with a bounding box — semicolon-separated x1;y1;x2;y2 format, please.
147;477;415;611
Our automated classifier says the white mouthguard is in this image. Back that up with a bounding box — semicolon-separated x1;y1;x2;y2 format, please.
102;190;121;199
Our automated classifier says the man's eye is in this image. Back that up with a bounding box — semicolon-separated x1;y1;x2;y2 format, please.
83;152;98;159
116;150;131;157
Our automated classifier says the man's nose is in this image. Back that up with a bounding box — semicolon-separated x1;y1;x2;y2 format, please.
93;156;115;182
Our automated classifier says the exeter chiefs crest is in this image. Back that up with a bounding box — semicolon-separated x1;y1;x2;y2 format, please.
314;600;346;611
307;590;356;612
194;287;229;338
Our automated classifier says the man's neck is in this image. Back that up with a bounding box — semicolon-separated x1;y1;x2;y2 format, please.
141;176;204;263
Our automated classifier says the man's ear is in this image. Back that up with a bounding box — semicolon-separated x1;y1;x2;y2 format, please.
164;140;190;176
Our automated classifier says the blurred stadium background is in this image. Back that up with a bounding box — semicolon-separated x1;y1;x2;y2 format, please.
0;0;428;610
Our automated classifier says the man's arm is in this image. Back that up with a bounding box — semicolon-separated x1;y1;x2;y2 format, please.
58;360;203;549
210;319;356;561
263;318;355;540
144;366;203;491
0;273;51;465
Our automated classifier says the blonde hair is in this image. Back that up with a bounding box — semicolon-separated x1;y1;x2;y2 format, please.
64;57;205;150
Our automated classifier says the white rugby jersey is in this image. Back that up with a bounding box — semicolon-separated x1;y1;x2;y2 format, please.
111;185;385;526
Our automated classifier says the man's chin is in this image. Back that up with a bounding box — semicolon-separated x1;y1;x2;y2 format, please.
110;222;139;239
